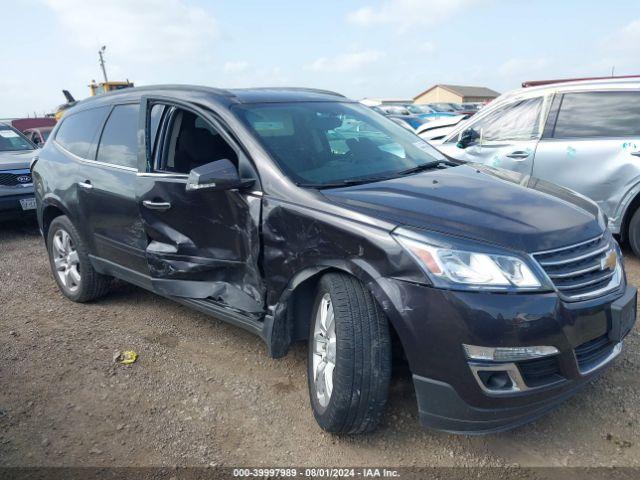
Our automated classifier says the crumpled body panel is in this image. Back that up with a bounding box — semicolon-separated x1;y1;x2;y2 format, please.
137;175;265;313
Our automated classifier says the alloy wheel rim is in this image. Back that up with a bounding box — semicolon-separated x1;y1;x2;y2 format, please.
312;293;336;408
52;229;81;293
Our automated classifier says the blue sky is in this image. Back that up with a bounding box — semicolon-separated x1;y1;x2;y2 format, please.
1;0;639;117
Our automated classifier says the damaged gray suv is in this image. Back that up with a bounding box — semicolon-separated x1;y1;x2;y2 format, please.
33;86;636;434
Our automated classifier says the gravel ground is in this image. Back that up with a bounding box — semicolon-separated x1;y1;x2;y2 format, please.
0;218;639;468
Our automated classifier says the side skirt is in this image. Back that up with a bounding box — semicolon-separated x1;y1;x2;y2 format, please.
89;255;272;343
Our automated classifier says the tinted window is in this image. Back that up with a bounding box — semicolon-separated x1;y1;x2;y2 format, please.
553;92;640;138
56;107;109;158
470;97;543;142
233;102;445;187
96;104;140;168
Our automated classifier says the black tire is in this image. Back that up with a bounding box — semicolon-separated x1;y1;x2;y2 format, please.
46;215;111;302
307;273;392;434
629;208;640;258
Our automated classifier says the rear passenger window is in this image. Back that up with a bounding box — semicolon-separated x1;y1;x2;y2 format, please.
55;106;109;159
553;92;640;138
96;104;140;169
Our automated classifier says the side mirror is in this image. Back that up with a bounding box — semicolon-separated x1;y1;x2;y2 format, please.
456;128;480;149
186;158;252;192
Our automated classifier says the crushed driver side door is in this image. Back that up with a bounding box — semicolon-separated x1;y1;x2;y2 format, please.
135;95;265;315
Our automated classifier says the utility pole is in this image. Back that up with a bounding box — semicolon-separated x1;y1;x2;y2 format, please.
98;46;108;83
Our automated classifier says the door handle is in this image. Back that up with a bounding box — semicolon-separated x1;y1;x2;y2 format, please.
631;151;640;157
143;200;172;211
505;151;531;160
78;180;93;190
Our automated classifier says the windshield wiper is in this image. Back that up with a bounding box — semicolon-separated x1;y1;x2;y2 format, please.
397;160;455;176
297;175;394;189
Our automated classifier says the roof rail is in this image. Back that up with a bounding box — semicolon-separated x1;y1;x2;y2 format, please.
522;74;640;88
255;87;346;98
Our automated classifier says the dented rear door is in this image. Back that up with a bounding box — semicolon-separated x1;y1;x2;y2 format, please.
135;96;265;314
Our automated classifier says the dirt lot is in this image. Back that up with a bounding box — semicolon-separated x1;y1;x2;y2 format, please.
1;218;639;469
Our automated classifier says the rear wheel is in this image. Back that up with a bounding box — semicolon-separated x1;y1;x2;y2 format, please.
307;273;392;434
628;208;640;258
47;216;111;302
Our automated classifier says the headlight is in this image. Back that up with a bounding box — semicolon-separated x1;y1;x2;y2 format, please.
394;234;542;290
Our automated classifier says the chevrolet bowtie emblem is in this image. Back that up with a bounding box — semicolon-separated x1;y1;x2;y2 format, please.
601;249;618;271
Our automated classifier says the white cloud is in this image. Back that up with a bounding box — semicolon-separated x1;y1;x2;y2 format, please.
598;18;640;72
223;61;250;75
42;0;217;63
306;50;385;73
602;18;640;54
347;0;481;32
418;42;436;54
497;57;549;77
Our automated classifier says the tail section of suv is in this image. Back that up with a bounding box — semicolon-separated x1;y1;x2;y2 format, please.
435;78;640;256
32;85;636;434
0;123;37;220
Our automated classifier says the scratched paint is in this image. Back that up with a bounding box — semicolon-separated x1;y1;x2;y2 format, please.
566;146;577;158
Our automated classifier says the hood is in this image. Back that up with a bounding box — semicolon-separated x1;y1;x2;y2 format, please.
322;164;603;253
0;149;36;171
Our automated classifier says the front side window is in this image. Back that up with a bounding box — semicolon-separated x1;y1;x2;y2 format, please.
553;91;640;138
0;126;34;152
96;104;140;168
154;107;237;174
56;106;109;159
467;97;543;142
233;101;446;187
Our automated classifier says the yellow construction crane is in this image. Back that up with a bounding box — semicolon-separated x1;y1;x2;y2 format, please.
88;46;134;96
55;46;134;120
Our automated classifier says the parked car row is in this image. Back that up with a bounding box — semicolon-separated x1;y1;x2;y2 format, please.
29;84;636;436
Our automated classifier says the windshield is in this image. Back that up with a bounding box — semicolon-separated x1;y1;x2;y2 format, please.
407;105;433;114
233;101;447;187
430;103;457;112
0;126;34;152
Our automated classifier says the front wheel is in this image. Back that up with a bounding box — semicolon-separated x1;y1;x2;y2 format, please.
307;273;392;434
628;208;640;258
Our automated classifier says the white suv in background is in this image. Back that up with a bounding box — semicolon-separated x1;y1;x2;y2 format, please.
436;78;640;255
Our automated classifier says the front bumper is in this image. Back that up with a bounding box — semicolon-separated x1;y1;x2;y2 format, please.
0;190;36;220
376;277;636;434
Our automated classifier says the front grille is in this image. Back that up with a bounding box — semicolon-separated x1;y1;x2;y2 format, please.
0;171;32;187
533;234;619;301
574;334;615;373
518;356;563;388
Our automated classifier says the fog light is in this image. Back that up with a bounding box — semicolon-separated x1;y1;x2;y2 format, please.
463;344;559;362
478;371;513;390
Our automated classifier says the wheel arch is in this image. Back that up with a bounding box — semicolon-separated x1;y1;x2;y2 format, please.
265;261;408;363
41;198;72;244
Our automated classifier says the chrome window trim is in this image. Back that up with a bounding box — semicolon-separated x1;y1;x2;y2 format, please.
54;140;137;172
136;172;188;179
